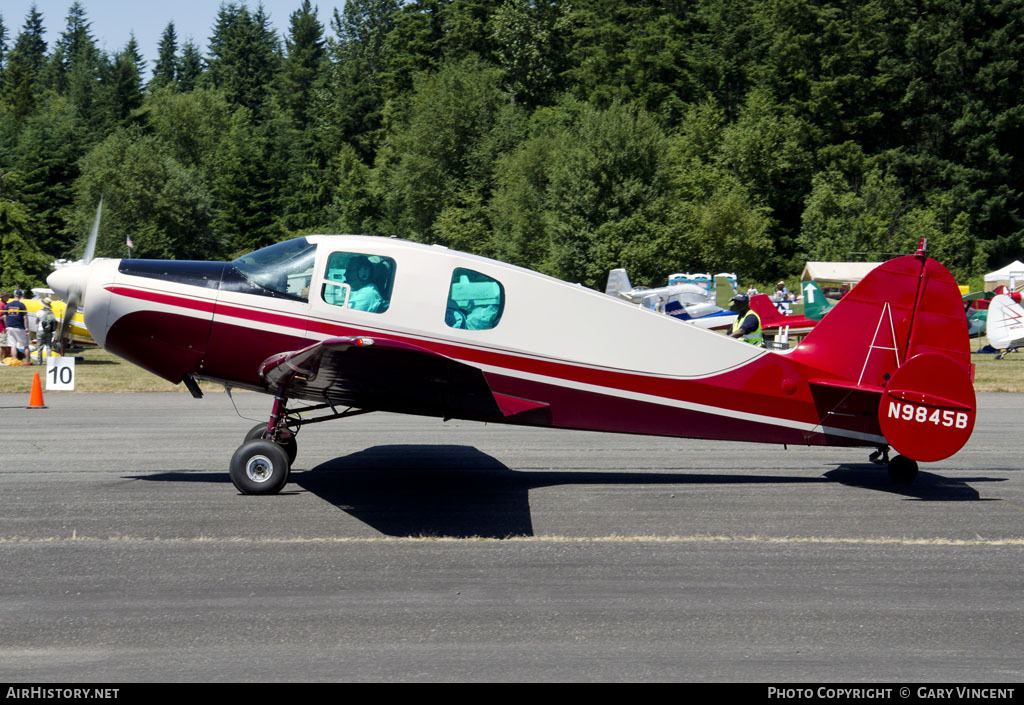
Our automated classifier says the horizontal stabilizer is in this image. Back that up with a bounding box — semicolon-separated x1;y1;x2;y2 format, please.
808;378;885;394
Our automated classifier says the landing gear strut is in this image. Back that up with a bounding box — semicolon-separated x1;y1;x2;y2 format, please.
230;389;296;495
227;387;373;495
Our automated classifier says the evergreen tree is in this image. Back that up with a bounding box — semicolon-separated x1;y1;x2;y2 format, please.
206;2;281;116
562;1;694;121
0;13;8;84
10;96;86;258
49;1;98;95
213;108;285;254
379;0;446;100
150;22;179;91
327;0;400;161
107;35;145;123
0;196;50;290
2;6;48;128
278;0;327;130
177;39;204;91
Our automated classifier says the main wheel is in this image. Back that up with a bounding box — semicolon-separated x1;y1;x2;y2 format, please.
229;439;290;495
243;423;298;466
887;455;919;485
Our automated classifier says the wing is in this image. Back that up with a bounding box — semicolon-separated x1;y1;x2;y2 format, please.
258;336;550;422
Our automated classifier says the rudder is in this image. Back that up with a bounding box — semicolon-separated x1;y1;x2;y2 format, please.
792;254;975;462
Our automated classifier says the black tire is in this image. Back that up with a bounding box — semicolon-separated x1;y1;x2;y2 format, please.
243;423;268;444
887;455;919;485
243;423;298;466
229;439;290;495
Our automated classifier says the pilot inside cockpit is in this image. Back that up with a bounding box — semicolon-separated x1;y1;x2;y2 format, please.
344;255;385;312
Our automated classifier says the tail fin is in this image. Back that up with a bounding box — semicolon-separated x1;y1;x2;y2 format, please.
714;274;736;308
605;268;632;297
792;254;975;462
792;255;970;386
749;294;817;331
801;280;835;321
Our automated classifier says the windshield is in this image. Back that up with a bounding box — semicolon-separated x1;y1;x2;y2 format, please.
229;238;317;302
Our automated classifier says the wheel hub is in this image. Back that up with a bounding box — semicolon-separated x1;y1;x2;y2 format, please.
245;454;275;483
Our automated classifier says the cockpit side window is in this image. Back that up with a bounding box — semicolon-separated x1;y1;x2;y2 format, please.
227;238;316;302
445;268;504;330
321;251;396;313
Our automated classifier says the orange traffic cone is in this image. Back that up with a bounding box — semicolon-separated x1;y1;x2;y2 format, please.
27;372;47;409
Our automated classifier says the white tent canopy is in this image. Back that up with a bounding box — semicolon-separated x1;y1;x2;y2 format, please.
800;261;882;285
983;260;1024;292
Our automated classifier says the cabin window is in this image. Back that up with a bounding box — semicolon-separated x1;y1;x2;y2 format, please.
445;268;504;330
321;251;396;313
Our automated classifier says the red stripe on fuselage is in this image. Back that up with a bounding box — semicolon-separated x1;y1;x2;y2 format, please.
106;285;217;314
106;284;872;437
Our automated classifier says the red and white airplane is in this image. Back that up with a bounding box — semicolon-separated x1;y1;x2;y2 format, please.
48;236;976;494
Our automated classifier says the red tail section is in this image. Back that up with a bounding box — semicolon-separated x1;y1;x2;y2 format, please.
791;255;975;462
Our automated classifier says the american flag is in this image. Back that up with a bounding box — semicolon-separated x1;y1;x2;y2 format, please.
126;235;134;249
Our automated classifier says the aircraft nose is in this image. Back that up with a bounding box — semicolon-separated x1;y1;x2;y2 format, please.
48;263;90;304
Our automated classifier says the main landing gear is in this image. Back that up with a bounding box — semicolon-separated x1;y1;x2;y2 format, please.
229;389;296;495
228;387;372;495
868;445;919;484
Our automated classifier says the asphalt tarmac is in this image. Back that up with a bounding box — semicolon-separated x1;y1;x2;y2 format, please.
0;391;1021;682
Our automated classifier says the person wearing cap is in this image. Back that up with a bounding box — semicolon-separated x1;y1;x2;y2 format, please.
3;289;30;363
35;297;57;364
728;293;764;347
774;280;788;301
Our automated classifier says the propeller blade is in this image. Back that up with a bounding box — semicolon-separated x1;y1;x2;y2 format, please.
56;295;79;356
82;196;102;264
51;197;101;354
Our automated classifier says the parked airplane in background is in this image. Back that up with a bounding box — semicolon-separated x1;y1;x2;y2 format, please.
49;235;975;495
801;280;837;321
748;294;819;336
986;294;1024;359
961;291;994;338
605;268;736;329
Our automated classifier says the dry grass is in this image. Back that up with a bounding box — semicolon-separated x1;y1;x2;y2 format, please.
1;340;1021;395
970;336;1024;392
0;347;206;394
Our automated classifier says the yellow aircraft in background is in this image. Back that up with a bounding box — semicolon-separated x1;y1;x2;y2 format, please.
22;289;96;351
16;198;104;353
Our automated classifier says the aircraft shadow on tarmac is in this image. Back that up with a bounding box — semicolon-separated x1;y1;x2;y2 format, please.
129;445;1001;537
824;464;1004;501
288;444;838;537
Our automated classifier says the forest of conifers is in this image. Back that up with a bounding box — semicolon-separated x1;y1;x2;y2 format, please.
1;0;1021;292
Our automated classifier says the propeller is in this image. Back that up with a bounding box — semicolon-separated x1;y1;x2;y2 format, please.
51;197;102;355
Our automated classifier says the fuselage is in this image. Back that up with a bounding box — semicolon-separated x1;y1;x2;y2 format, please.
54;235;919;450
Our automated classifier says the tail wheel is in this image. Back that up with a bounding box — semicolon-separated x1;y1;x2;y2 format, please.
230;439;290;495
887;455;919;485
243;422;298;466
